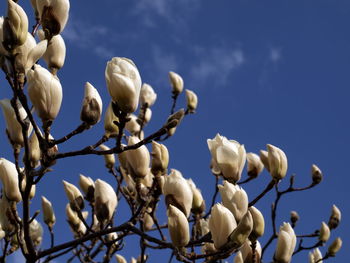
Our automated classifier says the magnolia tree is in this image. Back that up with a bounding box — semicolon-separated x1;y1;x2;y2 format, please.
0;1;343;263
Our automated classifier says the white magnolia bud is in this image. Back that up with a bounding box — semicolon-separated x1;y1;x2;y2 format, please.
0;99;33;147
125;114;140;135
167;205;189;247
36;0;70;36
274;222;296;263
0;195;15;232
199;218;210;236
140;83;157;107
187;179;205;214
79;174;95;200
62;180;84;210
29;219;43;246
169;71;183;96
218;180;248;222
104;102;119;138
328;204;341;229
41;196;55;228
21;174;36;200
94;179;117;223
259;150;270;172
239;240;262;263
12;32;35;70
163;169;193;218
38;30;66;71
126;136;150;178
267;144;288;180
3;0;28;50
105;57;142;113
309;248;322;263
99;144;115;169
249;206;265;240
143;107;152;124
228;211;253;247
209;203;237;249
115;254;127;263
0;158;21;202
24;39;47;72
319;222;330;243
246;152;264;178
327;237;342;257
143;208;154;231
311;164;323;184
207;134;246;183
151;141;169;175
28;131;41;168
80;82;103;125
27;65;63;122
185;89;198;113
65;203;80;226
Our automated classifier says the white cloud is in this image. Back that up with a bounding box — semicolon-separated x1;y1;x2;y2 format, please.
258;47;282;88
270;47;282;63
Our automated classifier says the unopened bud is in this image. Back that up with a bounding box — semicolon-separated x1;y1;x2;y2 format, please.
165;109;185;136
311;164;323;184
41;196;56;228
249;206;265;241
327;237;342;257
169;71;184;96
246;152;264;178
259;150;270;172
99;144;115;170
151;141;169;175
319;222;330;243
290;211;299;227
328;205;341;229
104;102;119;138
80;82;103;125
185;89;198;113
79;174;95;202
167;205;189;247
62;180;84;211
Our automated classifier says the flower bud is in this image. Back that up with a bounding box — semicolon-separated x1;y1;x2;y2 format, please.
169;71;183;96
0;158;21;202
187;179;205;215
94;179;117;224
143;208;154;231
0;99;32;147
24;39;47;72
29;219;43;246
125;114;140;135
140;83;157;107
290;211;299;227
218;180;248;222
163;169;193;218
36;0;70;37
311;164;323;184
41;196;55;228
328;205;341;230
105;57;142;113
126;136;150;178
62;180;84;210
79;174;95;202
259;150;270;172
246;152;264;178
3;0;28;51
327;237;342;257
38;29;66;72
115;254;127;263
185;89;198;113
21;175;36;200
99;144;115;170
238;240;262;263
234;251;244;263
209;203;237;249
0;195;15;233
80;82;103;125
65;203;80;229
249;206;265;241
207;134;246;183
266;144;288;180
104;102;119;138
151;141;169;175
27;131;41;168
27;64;63;122
143;107;152;124
228;211;253;248
274;222;296;263
167;205;189;247
319;222;330;243
309;248;322;263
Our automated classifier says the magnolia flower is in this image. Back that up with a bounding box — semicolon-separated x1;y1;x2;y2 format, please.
27;65;63;122
38;30;66;72
65;203;81;229
104;102;119;138
246;152;264;178
311;164;323;184
151;141;169;175
94;179;117;223
0;158;21;202
29;219;43;246
0;99;33;147
79;174;95;201
41;196;56;228
63;180;84;210
163;169;193;218
259;150;270;172
185;89;198;113
167;205;189;247
218;180;248;222
249;206;265;241
187;179;205;215
80;82;103;125
317;222;330;243
143;107;152;124
36;0;70;36
115;254;127;263
328;204;341;229
309;248;322;263
143;207;154;231
274;222;296;263
266;144;288;180
140;83;157;107
99;144;115;169
328;237;342;256
2;0;28;50
207;134;246;183
125;114;140;135
237;240;262;263
169;71;183;96
105;57;142;113
228;211;253;247
126;136;150;178
209;203;237;249
27;129;41;168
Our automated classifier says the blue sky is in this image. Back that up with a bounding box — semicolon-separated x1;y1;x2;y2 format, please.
0;0;349;262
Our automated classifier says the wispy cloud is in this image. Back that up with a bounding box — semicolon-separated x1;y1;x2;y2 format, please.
259;47;282;88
